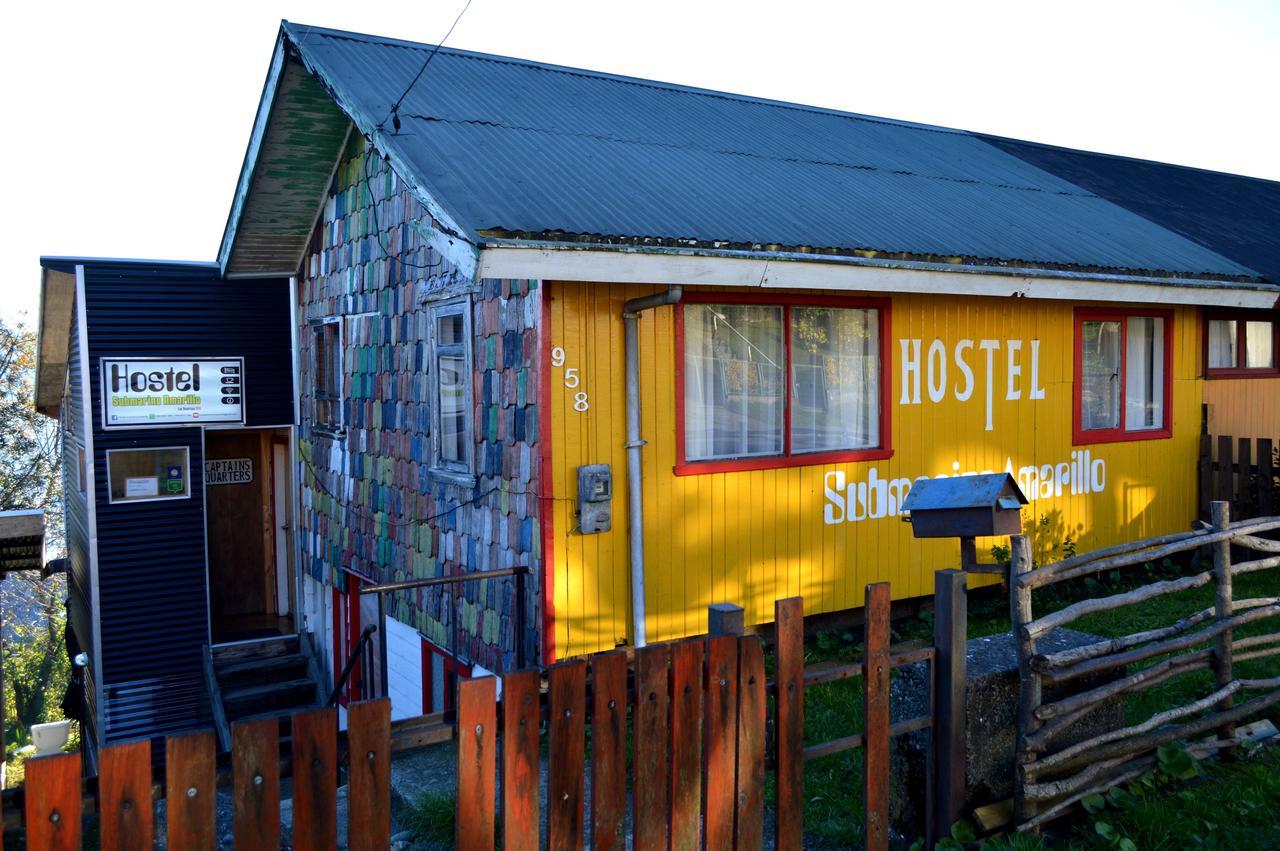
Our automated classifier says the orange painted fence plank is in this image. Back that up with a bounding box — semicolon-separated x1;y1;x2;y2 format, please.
633;644;671;851
735;636;766;851
347;699;391;851
292;708;338;851
502;669;541;851
24;751;81;851
774;597;804;850
549;660;587;850
99;740;153;851
231;718;280;851
457;676;497;851
669;638;704;851
165;730;217;851
590;651;628;851
704;635;739;851
863;583;891;851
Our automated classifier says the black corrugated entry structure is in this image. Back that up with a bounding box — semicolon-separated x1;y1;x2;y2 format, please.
39;258;293;761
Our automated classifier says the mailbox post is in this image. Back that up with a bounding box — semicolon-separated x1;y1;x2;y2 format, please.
900;473;1029;575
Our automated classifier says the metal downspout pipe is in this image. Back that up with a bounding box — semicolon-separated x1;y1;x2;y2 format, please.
622;286;682;648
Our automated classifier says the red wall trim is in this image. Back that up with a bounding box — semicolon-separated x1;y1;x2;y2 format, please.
538;281;556;665
1072;307;1175;446
421;639;432;714
673;292;894;475
332;586;342;694
1202;308;1280;379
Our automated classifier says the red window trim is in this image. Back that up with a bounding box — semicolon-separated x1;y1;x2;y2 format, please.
674;292;893;475
1203;309;1280;379
1072;307;1174;446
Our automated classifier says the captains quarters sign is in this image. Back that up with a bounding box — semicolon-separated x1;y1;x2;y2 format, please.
101;357;245;428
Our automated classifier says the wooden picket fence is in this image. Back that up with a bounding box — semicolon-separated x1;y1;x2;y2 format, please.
1009;503;1280;832
11;574;969;850
1199;433;1277;519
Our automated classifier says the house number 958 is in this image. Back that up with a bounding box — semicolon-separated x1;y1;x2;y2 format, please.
551;346;590;412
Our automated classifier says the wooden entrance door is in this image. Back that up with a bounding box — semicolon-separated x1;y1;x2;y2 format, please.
205;431;273;625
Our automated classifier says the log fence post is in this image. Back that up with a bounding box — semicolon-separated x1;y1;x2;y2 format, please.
1010;535;1040;828
863;583;891;851
1211;500;1237;760
773;597;804;850
933;569;967;842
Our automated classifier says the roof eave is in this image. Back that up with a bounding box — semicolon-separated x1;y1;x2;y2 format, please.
34;266;76;419
476;239;1280;308
280;22;480;278
217;29;289;277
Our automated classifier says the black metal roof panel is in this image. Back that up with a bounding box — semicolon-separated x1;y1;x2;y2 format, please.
270;21;1276;282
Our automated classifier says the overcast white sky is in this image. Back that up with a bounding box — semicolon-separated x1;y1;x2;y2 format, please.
3;0;1277;324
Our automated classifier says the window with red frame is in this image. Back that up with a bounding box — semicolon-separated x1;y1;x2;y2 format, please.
1206;312;1278;377
1074;309;1172;444
677;296;889;473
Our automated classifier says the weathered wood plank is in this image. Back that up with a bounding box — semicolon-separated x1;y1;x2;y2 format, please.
549;660;586;851
99;740;153;851
704;634;739;851
25;752;81;851
1217;436;1234;503
1010;535;1041;828
1238;438;1253;512
1199;431;1213;519
231;717;280;851
166;730;217;851
347;699;391;851
457;677;496;851
633;644;670;851
292;708;338;851
864;583;891;851
934;569;967;844
775;596;805;851
669;638;704;851
590;651;628;851
1260;438;1275;515
501;669;541;851
735;636;766;851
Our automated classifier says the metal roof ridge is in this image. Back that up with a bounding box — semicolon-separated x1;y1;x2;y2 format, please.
40;256;220;269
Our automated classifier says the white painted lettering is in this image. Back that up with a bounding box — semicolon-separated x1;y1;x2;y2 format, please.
927;340;947;403
1030;340;1046;400
979;340;1000;431
900;339;921;405
954;340;975;401
1006;340;1023;401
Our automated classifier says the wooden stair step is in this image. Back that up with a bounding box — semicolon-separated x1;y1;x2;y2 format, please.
216;653;308;680
222;678;317;709
211;635;299;664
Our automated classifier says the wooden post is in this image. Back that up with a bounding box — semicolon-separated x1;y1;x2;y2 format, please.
292;708;338;850
231;718;280;851
633;644;671;851
708;602;745;637
502;669;541;851
591;651;628;851
1009;535;1040;828
549;661;586;850
704;635;740;851
457;676;497;851
774;597;804;851
933;569;967;842
166;730;218;851
735;636;766;851
1211;500;1237;760
347;699;391;851
863;583;891;851
24;752;81;851
99;740;154;851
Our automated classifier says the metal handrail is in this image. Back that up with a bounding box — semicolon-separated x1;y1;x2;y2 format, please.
326;624;377;707
357;565;531;595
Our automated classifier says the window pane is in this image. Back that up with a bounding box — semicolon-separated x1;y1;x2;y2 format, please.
684;304;784;461
438;354;467;464
1125;316;1164;431
790;307;879;452
1207;319;1237;369
1081;320;1121;431
108;447;190;503
1245;321;1274;369
437;312;464;347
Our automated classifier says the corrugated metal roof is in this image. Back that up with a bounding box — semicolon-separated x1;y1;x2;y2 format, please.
273;22;1277;282
900;473;1028;512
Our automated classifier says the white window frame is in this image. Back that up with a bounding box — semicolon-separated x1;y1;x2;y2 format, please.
310;316;345;433
429;297;475;480
104;446;192;505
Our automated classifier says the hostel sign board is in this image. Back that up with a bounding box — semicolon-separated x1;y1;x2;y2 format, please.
101;357;245;429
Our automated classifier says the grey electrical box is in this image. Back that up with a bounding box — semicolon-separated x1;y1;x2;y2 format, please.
577;464;612;534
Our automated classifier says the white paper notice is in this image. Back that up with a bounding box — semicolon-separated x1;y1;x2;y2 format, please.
124;477;159;498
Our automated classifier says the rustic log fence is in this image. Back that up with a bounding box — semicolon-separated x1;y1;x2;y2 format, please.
1010;501;1280;832
1199;432;1276;519
10;574;967;850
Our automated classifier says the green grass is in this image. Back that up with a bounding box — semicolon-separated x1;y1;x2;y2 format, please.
791;549;1280;847
403;790;456;846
